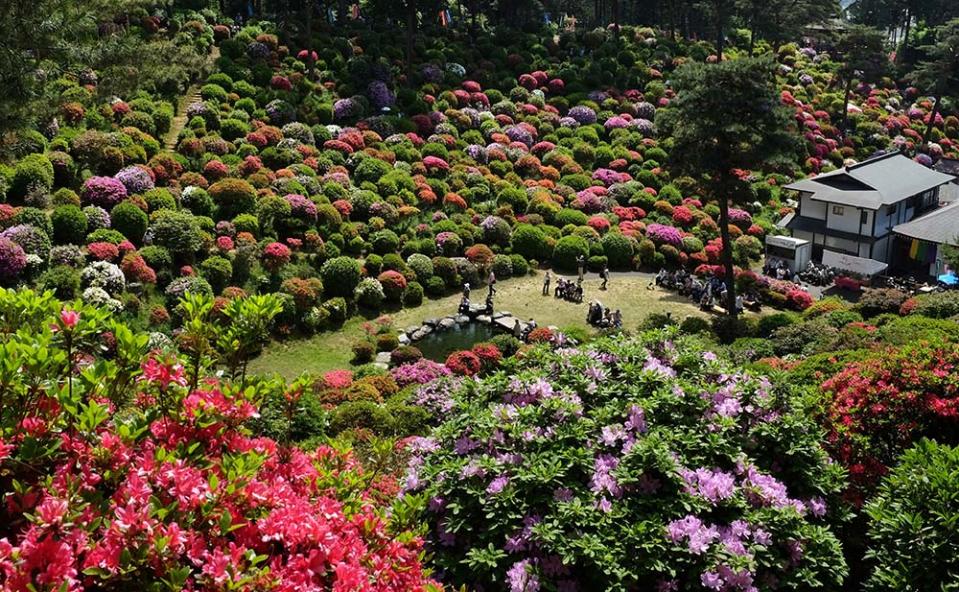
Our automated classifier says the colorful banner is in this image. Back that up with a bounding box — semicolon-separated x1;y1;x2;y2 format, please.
909;238;919;259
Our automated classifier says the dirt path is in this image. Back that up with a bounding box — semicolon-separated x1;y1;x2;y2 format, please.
164;45;220;150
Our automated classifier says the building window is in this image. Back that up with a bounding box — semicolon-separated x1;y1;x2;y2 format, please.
860;210;869;225
832;205;844;215
888;204;897;215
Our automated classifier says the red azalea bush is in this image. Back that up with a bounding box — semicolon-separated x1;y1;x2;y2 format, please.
471;342;502;371
377;270;408;303
445;350;482;376
0;290;439;592
821;341;959;503
86;242;120;262
261;242;292;272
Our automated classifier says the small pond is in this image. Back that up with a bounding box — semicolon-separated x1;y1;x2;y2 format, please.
414;322;498;362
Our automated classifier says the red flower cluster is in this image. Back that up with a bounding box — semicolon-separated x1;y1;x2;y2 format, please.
445;350;482;376
821;342;959;503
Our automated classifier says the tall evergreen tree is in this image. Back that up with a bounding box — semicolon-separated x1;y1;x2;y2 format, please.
908;18;959;145
659;58;797;319
835;25;887;137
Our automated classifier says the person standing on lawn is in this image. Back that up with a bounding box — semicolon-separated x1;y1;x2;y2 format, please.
542;271;551;295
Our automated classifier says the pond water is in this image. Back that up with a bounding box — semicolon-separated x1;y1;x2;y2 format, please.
414;322;498;362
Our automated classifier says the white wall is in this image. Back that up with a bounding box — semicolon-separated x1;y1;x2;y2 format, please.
826;204;870;235
800;194;826;220
872;235;890;263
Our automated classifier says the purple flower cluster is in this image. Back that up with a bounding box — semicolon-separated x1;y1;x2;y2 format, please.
246;41;270;59
504;125;535;146
367;80;396;111
591;168;630;187
283;194;317;221
506;559;540;592
81;176;128;209
395;359;453;389
114;166;154;195
0;237;27;282
567;106;597;125
333;98;360;121
265;99;295;126
727;208;752;224
604;116;630;130
635;101;656;120
680;467;736;504
645;223;684;248
631;118;655;137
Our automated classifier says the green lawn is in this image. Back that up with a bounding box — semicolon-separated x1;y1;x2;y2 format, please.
248;271;711;380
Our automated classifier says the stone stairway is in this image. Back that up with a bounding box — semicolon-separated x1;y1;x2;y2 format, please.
164;46;220;151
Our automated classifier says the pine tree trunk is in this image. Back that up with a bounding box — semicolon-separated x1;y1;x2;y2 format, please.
717;183;738;319
924;94;941;146
715;0;725;61
839;76;853;138
304;0;314;78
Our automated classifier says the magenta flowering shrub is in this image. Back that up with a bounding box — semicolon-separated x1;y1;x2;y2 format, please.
645;223;685;248
407;331;846;591
114;166;154;195
391;358;452;388
81;176;128;209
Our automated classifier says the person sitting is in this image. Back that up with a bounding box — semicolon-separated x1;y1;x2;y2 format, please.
735;294;744;313
458;296;471;315
649;268;666;289
612;309;622;328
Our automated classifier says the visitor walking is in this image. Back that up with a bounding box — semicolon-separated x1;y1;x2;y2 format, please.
600;265;609;290
462;282;470;299
513;319;522;339
542;271;551;295
488;270;497;296
577;255;586;281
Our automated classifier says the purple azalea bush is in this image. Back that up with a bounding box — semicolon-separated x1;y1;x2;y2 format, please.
645;223;684;248
81;176;128;209
114;166;155;195
406;331;846;591
567;105;597;125
0;237;28;283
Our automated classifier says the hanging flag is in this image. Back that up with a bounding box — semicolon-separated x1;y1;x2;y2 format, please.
328;7;335;23
439;9;448;27
445;9;453;26
351;3;359;19
909;238;919;259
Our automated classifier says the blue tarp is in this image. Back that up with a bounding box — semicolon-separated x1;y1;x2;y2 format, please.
938;273;958;286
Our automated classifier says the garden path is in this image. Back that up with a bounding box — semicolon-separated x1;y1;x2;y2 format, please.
164;45;221;150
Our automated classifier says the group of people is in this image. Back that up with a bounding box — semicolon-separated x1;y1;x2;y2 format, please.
649;268;760;314
586;301;622;328
512;318;538;341
458;278;496;316
763;258;801;282
550;275;584;303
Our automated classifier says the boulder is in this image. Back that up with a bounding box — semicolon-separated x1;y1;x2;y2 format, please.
398;333;410;345
476;315;491;324
493;311;511;319
438;317;456;331
454;315;470;325
375;352;392;366
423;318;439;328
411;326;432;341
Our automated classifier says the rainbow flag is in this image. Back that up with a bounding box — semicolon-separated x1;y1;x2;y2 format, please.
909;239;919;259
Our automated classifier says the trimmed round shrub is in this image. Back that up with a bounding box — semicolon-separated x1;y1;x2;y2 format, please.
378;270;407;303
403;281;424;307
164;275;213;303
864;439;959;591
38;264;81;298
209;179;257;218
509;254;529;276
51;205;88;245
601;232;635;270
320;256;362;297
510;224;550;261
11;154;54;198
81;176;128;209
406;253;433;283
354;278;385;309
0;238;27;283
2;224;51;259
200;256;233;293
149;210;203;259
371;229;400;255
111;202;149;244
552;235;589;272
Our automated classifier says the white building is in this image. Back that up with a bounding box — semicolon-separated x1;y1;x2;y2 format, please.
779;152;954;265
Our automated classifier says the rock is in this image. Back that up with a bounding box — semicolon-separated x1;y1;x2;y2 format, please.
373;362;389;370
398;333;410;345
411;326;432;341
494;316;522;333
438;317;456;331
476;315;491;324
375;352;392;365
455;315;470;325
493;311;510;319
404;325;420;335
423;318;439;328
468;304;486;316
547;325;559;332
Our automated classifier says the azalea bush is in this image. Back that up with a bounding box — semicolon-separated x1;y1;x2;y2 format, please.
0;288;439;591
820;341;959;503
406;330;847;591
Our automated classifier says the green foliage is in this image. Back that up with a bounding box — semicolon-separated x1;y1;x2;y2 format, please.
320;256;362;297
51;205;88;245
864;439;959;591
552;235;589;272
110;202;149;244
150;210;203;260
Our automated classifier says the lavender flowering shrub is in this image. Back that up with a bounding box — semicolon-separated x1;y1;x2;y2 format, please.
406;330;847;591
